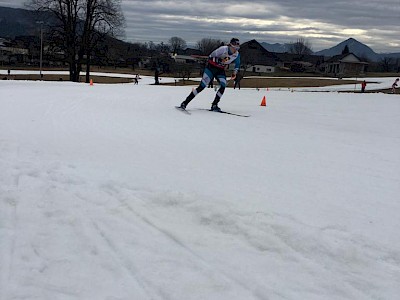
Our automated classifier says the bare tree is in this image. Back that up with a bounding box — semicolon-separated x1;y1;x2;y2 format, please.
27;0;124;82
145;41;156;51
168;37;186;54
80;0;124;82
289;38;313;55
27;0;81;81
196;38;222;55
156;41;170;54
380;57;394;72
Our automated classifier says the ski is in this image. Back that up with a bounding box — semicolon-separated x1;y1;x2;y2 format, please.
196;108;250;118
213;110;250;117
175;106;191;115
175;106;250;117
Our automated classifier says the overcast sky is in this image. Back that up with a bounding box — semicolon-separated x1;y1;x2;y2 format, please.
1;0;399;53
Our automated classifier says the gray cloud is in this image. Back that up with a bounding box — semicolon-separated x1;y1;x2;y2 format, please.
121;0;399;52
1;0;399;52
0;0;21;7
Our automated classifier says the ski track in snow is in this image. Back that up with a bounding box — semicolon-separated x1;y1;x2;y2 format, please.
1;156;400;299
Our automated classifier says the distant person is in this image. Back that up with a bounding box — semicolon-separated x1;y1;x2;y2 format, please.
234;72;242;90
134;74;141;85
392;78;399;94
178;38;241;112
361;80;367;93
155;68;162;85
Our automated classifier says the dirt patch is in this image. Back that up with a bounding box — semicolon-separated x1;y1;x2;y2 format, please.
2;74;133;84
162;77;359;88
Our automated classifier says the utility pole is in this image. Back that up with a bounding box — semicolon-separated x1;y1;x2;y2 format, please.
36;21;44;79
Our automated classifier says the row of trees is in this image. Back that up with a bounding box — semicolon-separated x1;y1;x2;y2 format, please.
159;37;222;55
171;36;313;56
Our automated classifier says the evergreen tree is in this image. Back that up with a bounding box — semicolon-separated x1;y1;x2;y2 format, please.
342;45;350;54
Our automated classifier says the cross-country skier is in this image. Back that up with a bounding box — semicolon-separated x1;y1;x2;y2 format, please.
178;38;241;112
392;78;399;94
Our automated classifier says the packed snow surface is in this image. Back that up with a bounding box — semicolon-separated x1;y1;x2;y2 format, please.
1;75;399;300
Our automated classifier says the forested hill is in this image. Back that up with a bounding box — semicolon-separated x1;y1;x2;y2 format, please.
0;6;39;38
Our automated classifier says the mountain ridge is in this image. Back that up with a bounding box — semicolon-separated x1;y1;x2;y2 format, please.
262;38;399;62
0;6;39;37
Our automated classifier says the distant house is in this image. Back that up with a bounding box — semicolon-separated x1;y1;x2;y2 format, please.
171;54;199;64
0;38;29;64
0;37;7;47
324;53;368;77
274;53;325;72
239;40;327;74
239;39;279;73
179;48;203;56
0;46;29;64
247;65;276;73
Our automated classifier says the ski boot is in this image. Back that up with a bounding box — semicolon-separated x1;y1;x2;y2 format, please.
210;104;221;112
179;102;187;110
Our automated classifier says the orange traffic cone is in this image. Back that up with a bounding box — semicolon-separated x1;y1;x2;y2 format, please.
260;95;266;106
90;79;93;86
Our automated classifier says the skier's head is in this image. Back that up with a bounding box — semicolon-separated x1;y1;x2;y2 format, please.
229;38;240;51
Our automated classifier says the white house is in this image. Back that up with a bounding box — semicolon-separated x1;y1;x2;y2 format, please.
324;53;368;77
244;65;275;73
